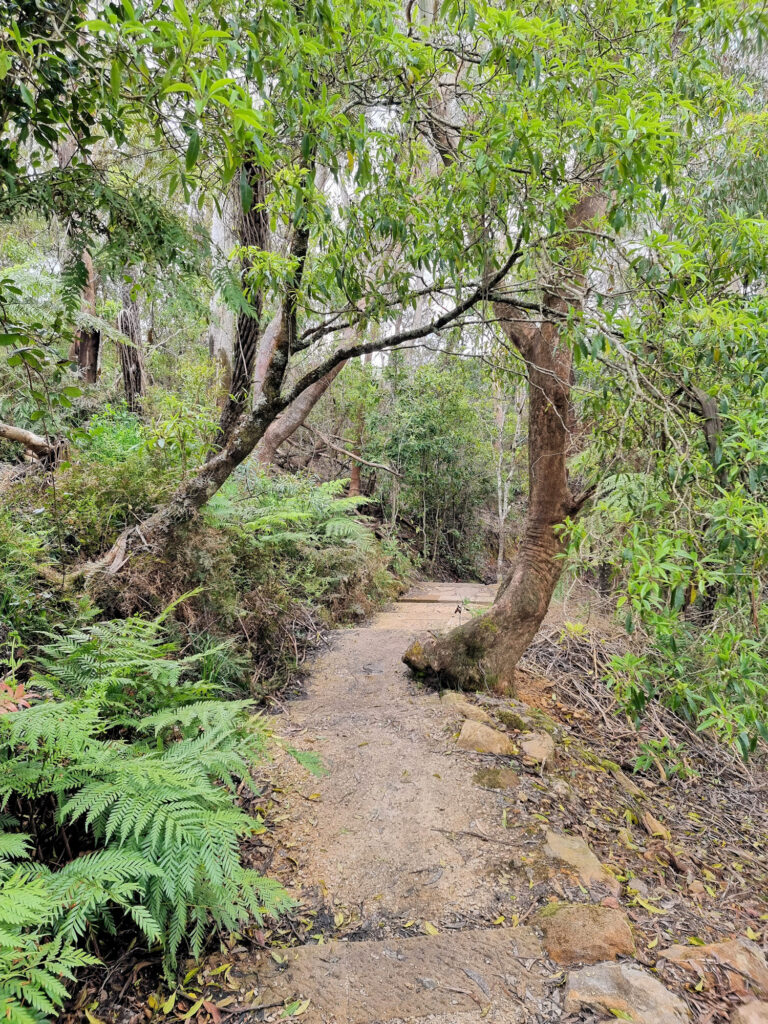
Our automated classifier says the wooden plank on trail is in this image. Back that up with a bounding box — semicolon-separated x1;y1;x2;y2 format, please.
400;582;497;605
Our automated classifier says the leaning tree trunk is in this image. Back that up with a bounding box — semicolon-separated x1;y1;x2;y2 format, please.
403;190;605;693
117;277;146;413
403;321;578;691
0;421;58;464
256;361;346;465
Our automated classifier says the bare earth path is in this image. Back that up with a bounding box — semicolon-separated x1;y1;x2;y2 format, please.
231;586;564;1022
274;583;510;928
225;585;768;1024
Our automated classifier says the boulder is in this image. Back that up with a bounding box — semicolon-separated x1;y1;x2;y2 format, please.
544;830;620;897
732;1001;768;1024
564;962;689;1023
455;720;515;756
519;731;555;765
533;902;634;965
440;691;492;724
661;938;768;998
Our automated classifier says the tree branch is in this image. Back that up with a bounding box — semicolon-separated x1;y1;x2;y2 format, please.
279;241;524;409
0;422;56;461
301;424;404;478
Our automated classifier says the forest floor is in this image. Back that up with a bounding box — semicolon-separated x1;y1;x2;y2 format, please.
93;585;768;1024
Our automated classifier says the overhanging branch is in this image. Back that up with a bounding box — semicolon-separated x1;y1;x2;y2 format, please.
279;241;524;410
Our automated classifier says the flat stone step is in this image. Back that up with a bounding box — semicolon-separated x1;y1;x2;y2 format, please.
229;927;550;1023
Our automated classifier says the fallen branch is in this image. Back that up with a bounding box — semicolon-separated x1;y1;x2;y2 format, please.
302;424;404;478
0;421;56;461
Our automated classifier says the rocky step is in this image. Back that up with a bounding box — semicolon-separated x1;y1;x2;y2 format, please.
227;926;552;1023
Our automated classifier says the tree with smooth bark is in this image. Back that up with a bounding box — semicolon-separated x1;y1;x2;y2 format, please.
403;189;606;690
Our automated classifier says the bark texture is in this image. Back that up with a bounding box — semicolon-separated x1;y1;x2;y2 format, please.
73;250;101;383
56;139;101;382
0;422;57;462
216;162;269;442
208;185;238;399
403;191;606;692
117;278;145;413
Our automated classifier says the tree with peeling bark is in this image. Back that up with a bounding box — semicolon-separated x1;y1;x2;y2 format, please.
117;276;146;413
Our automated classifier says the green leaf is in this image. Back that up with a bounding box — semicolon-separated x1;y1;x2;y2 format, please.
172;0;191;29
185;131;200;171
110;59;121;101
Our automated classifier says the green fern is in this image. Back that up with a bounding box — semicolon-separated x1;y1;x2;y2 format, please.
34;608;233;721
0;609;299;1016
0;840;101;1023
206;472;373;550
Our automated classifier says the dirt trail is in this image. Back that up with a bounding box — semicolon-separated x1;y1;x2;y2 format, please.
229;586;562;1022
272;583;510;926
225;585;768;1024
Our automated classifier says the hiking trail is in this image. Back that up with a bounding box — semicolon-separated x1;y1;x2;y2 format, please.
219;584;768;1024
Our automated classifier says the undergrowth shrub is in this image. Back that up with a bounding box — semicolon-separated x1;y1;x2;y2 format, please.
570;472;768;761
0;610;310;1022
207;471;400;624
0;511;81;663
91;470;401;695
51;406;179;560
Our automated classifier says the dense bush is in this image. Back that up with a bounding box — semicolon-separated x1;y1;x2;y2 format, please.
0;513;57;658
0;611;307;1022
206;472;390;611
361;360;495;577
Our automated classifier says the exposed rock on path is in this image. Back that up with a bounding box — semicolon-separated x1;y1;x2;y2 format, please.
563;962;690;1023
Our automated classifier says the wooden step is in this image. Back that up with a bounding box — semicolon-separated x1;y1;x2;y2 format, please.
400;583;497;606
227;926;551;1023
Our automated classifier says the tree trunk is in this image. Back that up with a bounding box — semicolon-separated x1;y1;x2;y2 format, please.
216;163;269;443
347;350;371;496
209;186;238;400
347;404;364;497
492;380;508;582
681;385;728;626
348;455;362;496
403;190;605;692
256;361;346;465
117;277;145;413
72;250;101;383
56;138;102;382
403;323;579;691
